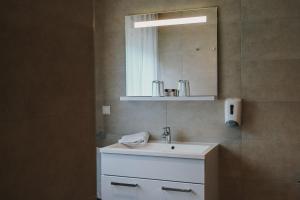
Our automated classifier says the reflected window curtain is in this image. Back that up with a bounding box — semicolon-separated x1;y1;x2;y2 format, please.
125;14;158;96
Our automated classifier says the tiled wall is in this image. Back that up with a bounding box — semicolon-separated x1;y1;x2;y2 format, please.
0;1;96;199
240;0;300;199
95;0;300;199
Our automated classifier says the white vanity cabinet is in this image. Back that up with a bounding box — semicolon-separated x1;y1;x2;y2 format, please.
100;143;218;200
102;175;204;200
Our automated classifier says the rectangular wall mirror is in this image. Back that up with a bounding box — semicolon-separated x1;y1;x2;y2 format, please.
125;7;218;98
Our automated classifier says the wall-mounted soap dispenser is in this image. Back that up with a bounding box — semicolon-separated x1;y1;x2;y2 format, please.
225;98;242;127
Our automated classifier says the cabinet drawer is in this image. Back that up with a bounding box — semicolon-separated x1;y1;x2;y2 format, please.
102;175;204;200
101;153;205;183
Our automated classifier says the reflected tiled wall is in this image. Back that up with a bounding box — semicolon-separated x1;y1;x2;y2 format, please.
95;0;300;199
0;1;96;199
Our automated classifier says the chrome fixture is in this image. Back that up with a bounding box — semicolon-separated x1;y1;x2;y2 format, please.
162;127;171;144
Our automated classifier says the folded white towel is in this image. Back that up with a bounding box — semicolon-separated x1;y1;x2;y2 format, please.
118;132;150;145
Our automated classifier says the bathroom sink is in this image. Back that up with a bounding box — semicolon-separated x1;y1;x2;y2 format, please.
100;142;218;159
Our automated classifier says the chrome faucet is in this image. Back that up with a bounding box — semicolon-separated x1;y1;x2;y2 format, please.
162;127;171;144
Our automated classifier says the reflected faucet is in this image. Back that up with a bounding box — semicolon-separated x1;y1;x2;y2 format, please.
162;127;171;144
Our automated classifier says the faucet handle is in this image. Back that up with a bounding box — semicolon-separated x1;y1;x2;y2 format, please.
163;127;170;135
162;127;171;143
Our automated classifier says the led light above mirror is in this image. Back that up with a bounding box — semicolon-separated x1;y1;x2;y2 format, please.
134;16;207;28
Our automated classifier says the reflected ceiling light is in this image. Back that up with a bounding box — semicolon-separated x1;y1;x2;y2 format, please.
134;16;207;28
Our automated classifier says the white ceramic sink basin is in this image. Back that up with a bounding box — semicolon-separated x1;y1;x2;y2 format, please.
100;142;218;159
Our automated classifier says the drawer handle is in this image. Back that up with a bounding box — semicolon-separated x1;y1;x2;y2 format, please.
161;186;192;193
111;182;138;187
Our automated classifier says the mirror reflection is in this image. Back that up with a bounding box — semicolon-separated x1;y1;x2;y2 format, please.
125;8;218;97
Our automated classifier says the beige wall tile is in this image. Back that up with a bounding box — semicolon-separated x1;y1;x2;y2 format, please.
242;101;300;140
242;0;300;21
219;60;241;98
167;101;241;141
241;139;300;181
242;20;300;61
219;178;242;200
219;140;242;179
104;101;166;139
242;179;300;200
242;60;300;101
